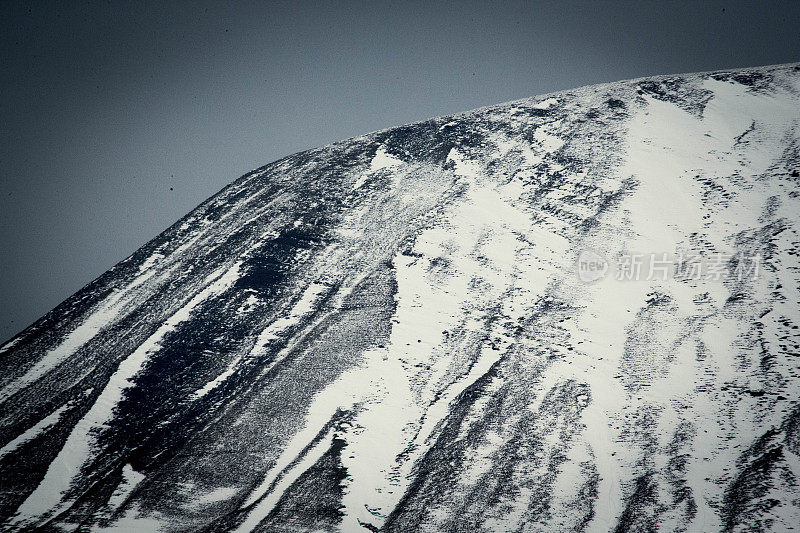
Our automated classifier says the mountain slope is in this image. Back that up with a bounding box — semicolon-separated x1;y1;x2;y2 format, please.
2;63;800;532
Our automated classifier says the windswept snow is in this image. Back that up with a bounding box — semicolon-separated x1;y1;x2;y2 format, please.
3;63;800;532
10;261;242;525
0;404;70;461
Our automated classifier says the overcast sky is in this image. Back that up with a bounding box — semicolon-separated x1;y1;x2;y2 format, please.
1;0;799;342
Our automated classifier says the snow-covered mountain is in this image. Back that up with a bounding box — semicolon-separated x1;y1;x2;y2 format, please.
2;63;800;532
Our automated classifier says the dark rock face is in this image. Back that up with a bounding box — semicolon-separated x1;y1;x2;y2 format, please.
2;63;800;532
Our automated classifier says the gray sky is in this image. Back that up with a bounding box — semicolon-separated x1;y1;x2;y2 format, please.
1;0;799;343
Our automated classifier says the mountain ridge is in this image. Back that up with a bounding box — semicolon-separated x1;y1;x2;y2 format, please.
3;61;796;348
2;62;800;532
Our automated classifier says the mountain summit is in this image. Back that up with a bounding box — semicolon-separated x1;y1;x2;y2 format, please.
2;63;800;532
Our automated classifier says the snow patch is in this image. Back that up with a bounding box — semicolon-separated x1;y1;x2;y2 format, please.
370;146;403;171
532;97;559;110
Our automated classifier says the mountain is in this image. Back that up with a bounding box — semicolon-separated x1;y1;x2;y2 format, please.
2;63;800;532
